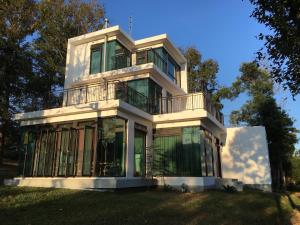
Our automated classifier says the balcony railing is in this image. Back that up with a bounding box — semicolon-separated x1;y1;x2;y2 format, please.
24;81;224;125
160;93;224;124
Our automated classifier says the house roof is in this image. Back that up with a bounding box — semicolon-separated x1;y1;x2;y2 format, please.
68;25;186;64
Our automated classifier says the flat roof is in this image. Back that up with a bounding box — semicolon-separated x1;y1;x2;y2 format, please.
68;25;186;64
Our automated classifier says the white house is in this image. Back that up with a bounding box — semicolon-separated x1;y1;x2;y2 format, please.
6;25;272;191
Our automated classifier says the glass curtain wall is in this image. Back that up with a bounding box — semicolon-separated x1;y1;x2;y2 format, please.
19;121;96;177
96;117;126;177
116;78;162;114
90;45;103;74
136;47;181;84
90;40;131;75
134;129;146;176
153;126;219;177
106;40;131;71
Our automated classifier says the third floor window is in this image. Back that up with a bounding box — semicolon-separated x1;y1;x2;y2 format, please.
90;40;131;75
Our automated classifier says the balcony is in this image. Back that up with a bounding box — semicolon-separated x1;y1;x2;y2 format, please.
33;81;223;125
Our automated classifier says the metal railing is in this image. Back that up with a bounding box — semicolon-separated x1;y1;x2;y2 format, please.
136;48;177;83
159;92;224;124
24;81;224;125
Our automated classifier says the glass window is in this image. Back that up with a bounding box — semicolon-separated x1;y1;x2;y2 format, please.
19;129;37;176
90;45;102;74
116;78;162;114
97;117;126;177
58;129;69;176
136;50;147;64
166;92;172;113
136;47;180;84
82;127;94;176
134;129;146;176
153;127;216;177
106;40;131;71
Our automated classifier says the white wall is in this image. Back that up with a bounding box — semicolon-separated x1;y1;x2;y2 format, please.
222;126;271;187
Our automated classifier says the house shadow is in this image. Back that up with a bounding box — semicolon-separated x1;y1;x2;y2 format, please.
0;186;294;225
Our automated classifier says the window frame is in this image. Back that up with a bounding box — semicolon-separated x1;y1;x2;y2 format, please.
89;44;103;75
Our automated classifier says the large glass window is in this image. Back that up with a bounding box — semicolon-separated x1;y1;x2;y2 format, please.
153;127;217;177
97;117;126;177
106;40;131;71
82;126;94;176
116;78;162;114
19;129;37;176
19;121;97;177
90;45;103;74
90;41;131;75
134;129;146;176
136;47;181;84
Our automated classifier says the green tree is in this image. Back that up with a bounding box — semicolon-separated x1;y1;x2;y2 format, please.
181;47;219;93
0;0;37;165
291;156;300;184
30;0;105;109
222;62;298;191
249;0;300;96
0;0;105;165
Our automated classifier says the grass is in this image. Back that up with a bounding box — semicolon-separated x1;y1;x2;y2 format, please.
0;186;299;225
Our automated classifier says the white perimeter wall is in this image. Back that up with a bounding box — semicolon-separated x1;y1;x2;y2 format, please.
222;126;272;186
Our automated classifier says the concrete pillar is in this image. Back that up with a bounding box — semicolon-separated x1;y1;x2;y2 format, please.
180;63;188;93
126;119;135;178
132;52;136;66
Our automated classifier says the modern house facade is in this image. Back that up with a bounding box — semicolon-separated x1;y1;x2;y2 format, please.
6;25;272;191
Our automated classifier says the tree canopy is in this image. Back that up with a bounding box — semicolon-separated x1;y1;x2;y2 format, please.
219;62;298;191
181;47;219;94
0;0;105;165
249;0;300;96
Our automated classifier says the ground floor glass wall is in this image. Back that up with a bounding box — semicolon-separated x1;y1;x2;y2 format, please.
153;126;221;177
19;117;126;177
96;117;126;177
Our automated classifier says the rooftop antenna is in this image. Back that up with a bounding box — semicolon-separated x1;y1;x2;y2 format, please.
104;18;109;29
129;16;133;37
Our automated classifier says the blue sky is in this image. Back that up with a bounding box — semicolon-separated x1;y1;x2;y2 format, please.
101;0;299;149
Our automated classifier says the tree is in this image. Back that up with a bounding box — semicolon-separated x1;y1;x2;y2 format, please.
222;62;298;191
0;0;37;165
249;0;300;96
181;47;219;93
291;154;300;185
30;0;105;109
0;0;105;165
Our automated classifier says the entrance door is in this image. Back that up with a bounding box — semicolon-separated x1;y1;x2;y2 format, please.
134;129;146;176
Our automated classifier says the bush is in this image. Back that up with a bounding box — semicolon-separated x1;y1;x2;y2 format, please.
222;185;237;193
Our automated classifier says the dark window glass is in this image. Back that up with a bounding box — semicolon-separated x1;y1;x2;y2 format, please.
90;46;102;74
106;40;131;71
136;47;180;84
97;117;126;177
116;78;162;114
153;127;215;177
136;51;147;64
82;127;94;176
134;129;146;176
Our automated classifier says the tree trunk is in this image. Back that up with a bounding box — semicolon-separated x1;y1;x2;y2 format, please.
0;94;10;166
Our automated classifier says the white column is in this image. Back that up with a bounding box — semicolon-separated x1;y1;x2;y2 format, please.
131;52;136;66
126;119;135;178
180;63;188;93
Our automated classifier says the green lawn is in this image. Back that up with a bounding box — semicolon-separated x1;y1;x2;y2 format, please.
0;186;299;225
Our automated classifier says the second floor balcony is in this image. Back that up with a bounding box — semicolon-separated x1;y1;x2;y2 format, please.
37;81;223;125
